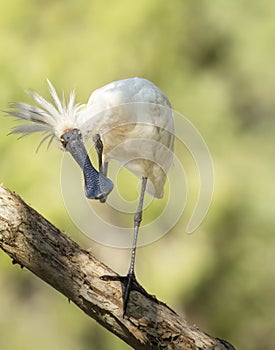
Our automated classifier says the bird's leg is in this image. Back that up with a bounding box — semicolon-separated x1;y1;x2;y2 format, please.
93;134;103;173
101;177;156;317
123;177;147;315
93;133;109;202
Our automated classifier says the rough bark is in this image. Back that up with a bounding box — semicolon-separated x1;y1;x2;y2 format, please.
0;185;235;350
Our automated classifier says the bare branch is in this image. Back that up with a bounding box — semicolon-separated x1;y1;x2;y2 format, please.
0;185;235;350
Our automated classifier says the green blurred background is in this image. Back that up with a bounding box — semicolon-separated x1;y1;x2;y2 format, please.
1;1;275;349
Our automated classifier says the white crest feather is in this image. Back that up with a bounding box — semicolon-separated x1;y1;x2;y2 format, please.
7;80;85;148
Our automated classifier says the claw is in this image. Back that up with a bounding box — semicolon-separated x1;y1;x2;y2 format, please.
100;273;157;317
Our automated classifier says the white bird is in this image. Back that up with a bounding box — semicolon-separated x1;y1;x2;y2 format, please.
8;77;174;315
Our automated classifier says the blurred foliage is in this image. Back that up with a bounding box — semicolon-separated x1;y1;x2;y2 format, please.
0;0;275;349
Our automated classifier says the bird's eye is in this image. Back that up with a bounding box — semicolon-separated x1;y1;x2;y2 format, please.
60;137;67;148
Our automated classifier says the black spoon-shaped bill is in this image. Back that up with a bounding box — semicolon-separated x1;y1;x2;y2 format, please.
60;128;113;200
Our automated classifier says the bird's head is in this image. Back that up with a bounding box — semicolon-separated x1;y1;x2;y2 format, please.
7;80;113;200
7;79;86;151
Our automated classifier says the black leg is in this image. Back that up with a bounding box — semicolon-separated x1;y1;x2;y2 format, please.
93;134;103;172
93;134;109;202
101;177;148;317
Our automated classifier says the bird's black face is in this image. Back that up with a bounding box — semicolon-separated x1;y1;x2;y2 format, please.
60;128;82;150
60;128;113;200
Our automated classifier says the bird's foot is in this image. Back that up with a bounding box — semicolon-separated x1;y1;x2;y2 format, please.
100;273;157;317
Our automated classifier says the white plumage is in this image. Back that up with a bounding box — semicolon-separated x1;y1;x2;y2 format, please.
84;78;174;197
8;77;174;315
10;77;174;197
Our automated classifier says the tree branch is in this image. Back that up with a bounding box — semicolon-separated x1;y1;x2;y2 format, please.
0;185;235;350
